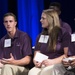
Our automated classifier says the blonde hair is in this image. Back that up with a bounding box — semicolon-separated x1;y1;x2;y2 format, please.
43;9;60;32
42;9;61;51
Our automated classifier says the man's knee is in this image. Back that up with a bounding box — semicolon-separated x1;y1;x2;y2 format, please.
2;64;12;69
2;64;17;72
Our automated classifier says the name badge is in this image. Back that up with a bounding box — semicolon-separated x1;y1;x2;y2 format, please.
4;39;11;47
39;35;49;43
71;34;75;42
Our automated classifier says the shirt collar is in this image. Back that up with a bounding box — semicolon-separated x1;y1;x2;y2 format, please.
5;28;19;39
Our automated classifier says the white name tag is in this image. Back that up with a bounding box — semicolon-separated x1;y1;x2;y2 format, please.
39;35;49;43
4;39;11;47
71;34;75;42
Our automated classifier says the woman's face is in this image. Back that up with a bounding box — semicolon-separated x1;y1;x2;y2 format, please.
40;13;48;28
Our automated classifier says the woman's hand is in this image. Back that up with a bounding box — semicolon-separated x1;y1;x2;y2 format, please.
42;59;54;66
33;60;42;68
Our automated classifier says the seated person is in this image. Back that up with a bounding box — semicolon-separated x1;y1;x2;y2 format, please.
0;13;32;75
62;33;75;74
28;9;71;75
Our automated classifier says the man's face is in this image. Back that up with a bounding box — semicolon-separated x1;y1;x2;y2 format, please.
3;16;17;33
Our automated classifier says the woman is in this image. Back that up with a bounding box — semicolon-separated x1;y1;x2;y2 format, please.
28;9;71;75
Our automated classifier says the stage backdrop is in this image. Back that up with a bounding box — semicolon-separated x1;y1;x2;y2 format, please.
0;0;8;38
17;0;44;46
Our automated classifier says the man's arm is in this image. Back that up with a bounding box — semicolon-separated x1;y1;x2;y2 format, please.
1;53;32;66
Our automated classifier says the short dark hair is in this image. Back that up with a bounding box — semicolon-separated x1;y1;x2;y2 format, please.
3;12;17;21
49;2;61;10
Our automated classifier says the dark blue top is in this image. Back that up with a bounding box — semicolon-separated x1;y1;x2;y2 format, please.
35;27;71;59
0;29;32;60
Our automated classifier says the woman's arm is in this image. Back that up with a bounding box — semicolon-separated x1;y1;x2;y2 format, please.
33;51;42;68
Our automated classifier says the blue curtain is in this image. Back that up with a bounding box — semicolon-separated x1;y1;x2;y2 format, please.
0;0;8;39
17;0;44;46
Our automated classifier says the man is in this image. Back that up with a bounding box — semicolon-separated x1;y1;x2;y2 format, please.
62;34;75;75
0;13;32;75
49;2;72;34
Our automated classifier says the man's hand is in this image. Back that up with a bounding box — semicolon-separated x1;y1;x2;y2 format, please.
33;60;42;68
62;60;70;68
0;62;4;68
1;53;15;64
